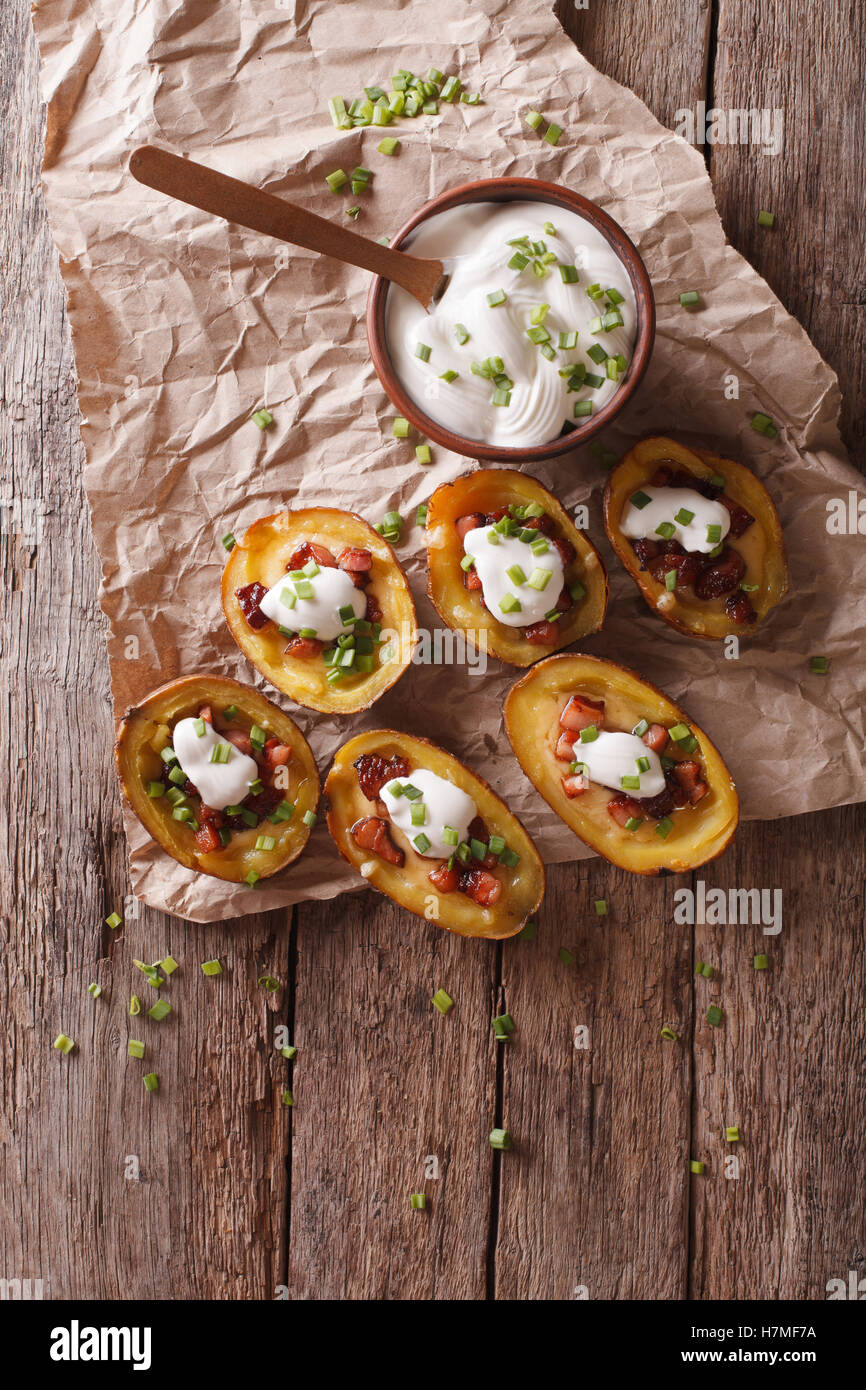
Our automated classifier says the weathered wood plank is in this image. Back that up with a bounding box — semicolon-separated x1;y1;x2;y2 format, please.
690;806;866;1299
0;0;291;1301
289;894;497;1299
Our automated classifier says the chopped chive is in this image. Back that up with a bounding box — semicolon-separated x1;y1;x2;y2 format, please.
87;981;102;999
415;443;432;464
392;417;410;437
148;999;171;1022
621;775;641;790
53;1033;75;1054
527;567;552;591
302;809;317;828
583;372;605;390
674;508;695;526
624;817;643;832
587;343;607;366
106;911;122;929
559;263;579;283
558;947;573;967
221;532;236;551
544;122;562;145
508;250;529;270
416;503;428;526
680;290;701;308
281;1089;294;1107
440;75;461;102
558;330;578;349
636;756;651;774
725;1126;740;1143
586;283;604;300
159;955;179;976
753;953;769;970
499;593;521;614
251;408;274;430
146;780;165;798
413;832;431;852
432;988;453;1015
416;342;432;362
518;919;537;940
439;369;459;383
589;315;603;333
750;411;777;438
706;523;722;544
492;1013;515;1040
690;1160;705;1175
280;1045;297;1060
255;834;276;852
499;846;520;868
605;287;625;305
809;655;829;674
410;803;426;827
377;136;400;155
573;401;593;417
660;1026;678;1041
668;723;691;743
505;563;526;585
489;1128;511;1150
460;553;476;571
705;1006;724;1027
245;870;261;888
593;899;607;916
486;289;507;307
345;205;361;220
328;96;351;130
257;975;282;992
410;1193;427;1210
249;724;267;750
201;960;222;976
757;210;775;228
579;725;599;744
492;387;511;407
524;110;543;131
143;1073;159;1093
664;569;678;592
442;826;459;847
128;1038;145;1059
656;816;674;839
453;323;470;345
602;309;624;330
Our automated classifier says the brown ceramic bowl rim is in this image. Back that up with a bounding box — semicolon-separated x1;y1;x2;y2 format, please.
366;177;655;464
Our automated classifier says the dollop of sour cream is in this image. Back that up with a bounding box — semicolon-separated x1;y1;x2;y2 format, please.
172;717;259;810
259;565;365;641
385;202;637;447
621;486;731;556
577;731;665;800
463;524;564;627
382;768;476;859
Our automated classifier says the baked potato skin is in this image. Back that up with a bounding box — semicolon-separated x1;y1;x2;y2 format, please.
505;654;738;875
426;468;608;666
325;729;545;938
603;437;788;640
222;508;417;713
115;674;320;883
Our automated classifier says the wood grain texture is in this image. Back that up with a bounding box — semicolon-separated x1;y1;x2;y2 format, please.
0;3;292;1301
1;0;863;1303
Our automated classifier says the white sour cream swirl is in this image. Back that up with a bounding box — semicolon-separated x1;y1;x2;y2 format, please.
172;718;259;810
577;731;665;800
259;566;365;641
385;202;637;447
382;769;476;859
463;524;564;627
621;486;731;556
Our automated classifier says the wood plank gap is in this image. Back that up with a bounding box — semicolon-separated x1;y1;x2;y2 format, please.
281;903;299;1289
484;939;506;1300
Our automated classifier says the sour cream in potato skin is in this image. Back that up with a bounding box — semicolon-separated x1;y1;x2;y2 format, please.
172;717;259;810
621;486;731;555
577;731;665;799
382;769;476;859
259;565;365;641
385;201;636;447
463;524;564;627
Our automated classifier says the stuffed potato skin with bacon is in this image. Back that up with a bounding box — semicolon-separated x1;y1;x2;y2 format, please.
505;654;738;875
116;674;319;883
325;729;544;938
222;507;417;713
425;468;608;666
603;437;787;640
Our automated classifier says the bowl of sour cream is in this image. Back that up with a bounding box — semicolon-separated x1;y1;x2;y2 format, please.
367;178;655;463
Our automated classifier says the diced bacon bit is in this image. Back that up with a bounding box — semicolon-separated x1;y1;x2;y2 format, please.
350;815;404;866
468;817;498;869
287;540;336;570
651;465;674;486
553;535;576;567
428;861;460;893
225;785;282;828
194;821;222;854
631;537;661;570
671;760;703;792
464;568;483;592
337;547;373;588
555;585;573;612
724;590;756;625
225;729;253;756
693;546;745;600
365;591;383;625
555;730;578;761
198;804;225;828
561;772;589;798
642;723;669;754
263;738;292;769
484;506;511;524
459;865;502;906
559;694;605;732
718;494;755;538
671;759;709;801
285;636;324;659
523;619;559;645
521;513;556;536
198;704;213;724
353;752;411;800
647;548;703;588
235;581;271;630
456;512;486;539
607;794;645;828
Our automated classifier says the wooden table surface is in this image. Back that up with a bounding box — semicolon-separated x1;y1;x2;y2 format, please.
2;1;863;1301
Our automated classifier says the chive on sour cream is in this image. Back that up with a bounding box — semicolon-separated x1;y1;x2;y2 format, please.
385;201;637;447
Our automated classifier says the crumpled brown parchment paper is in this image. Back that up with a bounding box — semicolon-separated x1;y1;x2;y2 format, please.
32;0;866;921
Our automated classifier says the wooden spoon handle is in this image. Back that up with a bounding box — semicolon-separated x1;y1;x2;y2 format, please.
129;145;440;307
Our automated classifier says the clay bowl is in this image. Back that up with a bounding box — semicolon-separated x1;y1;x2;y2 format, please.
366;177;655;464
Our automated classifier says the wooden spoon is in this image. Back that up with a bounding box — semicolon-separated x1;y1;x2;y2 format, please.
129;145;448;310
